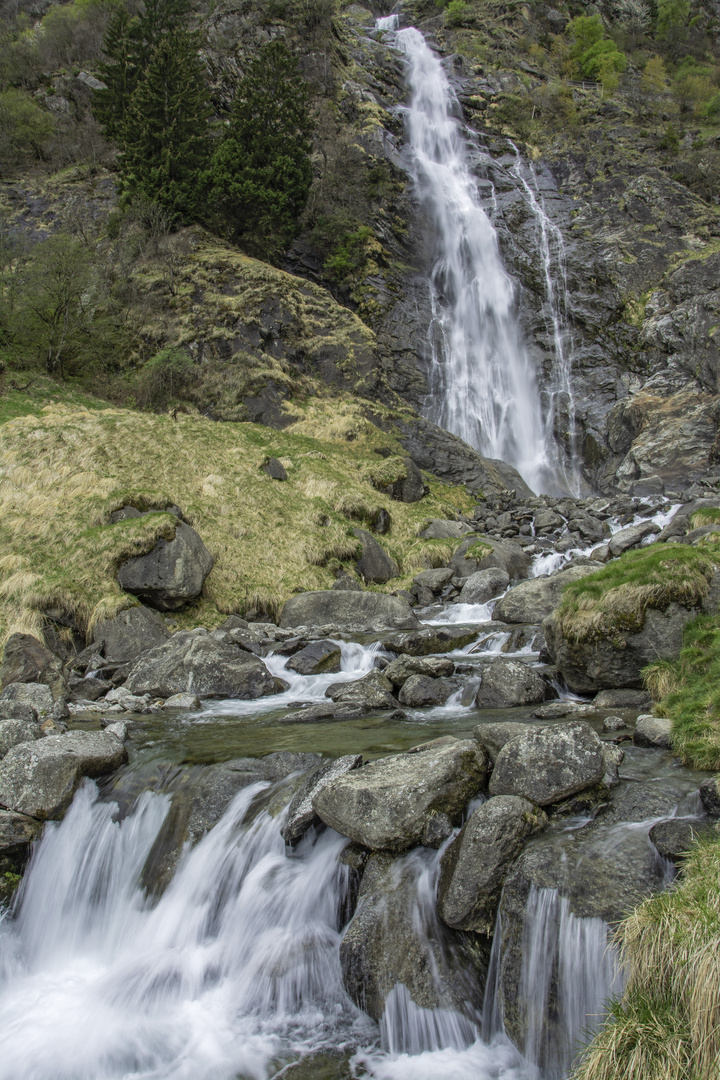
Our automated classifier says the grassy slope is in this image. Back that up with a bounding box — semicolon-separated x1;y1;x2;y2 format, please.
0;387;475;645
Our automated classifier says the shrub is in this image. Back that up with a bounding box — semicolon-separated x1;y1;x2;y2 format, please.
0;88;54;165
137;347;196;409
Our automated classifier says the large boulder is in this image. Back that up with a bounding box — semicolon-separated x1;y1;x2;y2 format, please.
92;605;170;663
475;659;548;709
0;808;43;900
633;714;673;748
313;738;487;851
122;630;276;699
0;730;127;819
383;654;455;687
458;568;510;605
380;626;478;655
493;565;599;625
488;722;606;806
0;634;65;699
388;458;426;503
608;521;661;557
438;796;547;934
279;590;419;632
0;682;54;718
339;851;486;1021
450;537;530;581
398;674;456;707
473;721;545;763
0;719;41;759
285;640;341;675
419;519;474;540
117;521;214;611
353;528;399;584
325;669;398;711
281;754;363;844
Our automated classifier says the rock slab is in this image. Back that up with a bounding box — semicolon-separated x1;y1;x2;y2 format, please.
489;722;605;806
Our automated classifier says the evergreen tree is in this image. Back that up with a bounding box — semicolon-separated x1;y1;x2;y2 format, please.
208;40;314;259
94;6;139;140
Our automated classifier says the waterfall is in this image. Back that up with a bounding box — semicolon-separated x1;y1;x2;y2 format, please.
377;16;576;494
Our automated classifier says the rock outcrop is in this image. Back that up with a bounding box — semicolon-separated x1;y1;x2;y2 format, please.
118;522;214;610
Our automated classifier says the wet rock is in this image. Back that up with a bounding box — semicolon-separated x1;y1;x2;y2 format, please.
421;812;454;848
603;715;628;732
68;676;113;702
0;730;128;820
412;567;453;592
457;568;510;604
281;754;363;843
398;674;456;707
118;522;214;611
104;721;128;741
105;686;152;712
313;739;487;851
353;528;399;584
601;742;625;787
475;659;547;709
633;715;673;748
493;565;598;625
123;631;276;699
279;701;365;724
607;521;661;557
0;719;41;759
339;850;486;1021
263;457;287;480
0;634;65;699
279;590;419;631
0;809;43;888
92;605;170;663
531;701;596;719
0;682;54;717
383;654;454;687
438;796;547;934
473;721;545;763
489;722;606;806
285;640;342;676
593;688;652;709
649;819;717;863
162;692;202;709
699;775;720;815
450;537;530;581
381;626;478;655
326;669;398;711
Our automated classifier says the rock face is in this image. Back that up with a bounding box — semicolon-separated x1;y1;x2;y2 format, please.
0;731;127;819
92;605;170;663
458;568;510;604
281;754;363;844
123;631;276;699
285;640;341;675
0;634;65;699
340;850;486;1021
117;521;214;611
488;722;606;805
475;659;547;709
493;565;599;625
353;528;399;584
279;590;419;631
438;796;547;934
313;739;487;851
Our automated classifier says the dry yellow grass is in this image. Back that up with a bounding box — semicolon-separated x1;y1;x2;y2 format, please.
0;399;476;644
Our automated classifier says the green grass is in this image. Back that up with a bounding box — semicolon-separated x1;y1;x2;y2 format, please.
555;544;717;646
691;507;720;528
572;835;720;1080
0;374;110;425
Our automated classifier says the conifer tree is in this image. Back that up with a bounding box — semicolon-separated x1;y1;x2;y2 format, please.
208;39;314;259
94;6;139;139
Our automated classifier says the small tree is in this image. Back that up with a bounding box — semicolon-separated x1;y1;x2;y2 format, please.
207;39;314;259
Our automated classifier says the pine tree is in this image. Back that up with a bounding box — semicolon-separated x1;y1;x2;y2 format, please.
94;6;140;139
208;40;314;259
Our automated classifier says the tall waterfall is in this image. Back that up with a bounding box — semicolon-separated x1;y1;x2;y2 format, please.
378;16;573;494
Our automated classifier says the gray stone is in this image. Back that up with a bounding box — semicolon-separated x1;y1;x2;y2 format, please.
390;458;426;503
313;739;487;851
421;812;454;848
633;715;673;748
278;701;366;723
649;819;717;862
450;537;530;581
608;521;661;557
281;755;363;843
0;719;41;759
438;796;547;934
383;654;454;687
381;626;478;655
279;590;419;631
493;565;599;625
593;688;652;709
0;730;128;819
398;674;456;707
699;775;720;815
118;521;214;611
353;527;399;584
162;692;202;709
0;700;38;724
331;574;365;591
419;519;473;539
285;640;342;676
475;659;547;709
123;632;276;699
93;605;170;663
326;669;398;711
473;721;545;763
603;715;628;732
458;568;510;605
0;682;54;717
0;634;65;699
412;567;453;592
103;721;128;741
531;701;596;719
263;457;287;480
601;742;625;786
489;722;606;806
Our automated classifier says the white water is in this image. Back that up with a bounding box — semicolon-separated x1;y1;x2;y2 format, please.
380;18;553;493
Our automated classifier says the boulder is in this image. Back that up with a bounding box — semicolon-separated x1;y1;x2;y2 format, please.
117;521;214;611
390;458;426;503
353;528;399;584
531;701;596;719
103;721;128;741
493;565;598;625
700;775;720;815
92;605;170;663
473;721;545;763
325;669;398;711
0;682;54;717
331;574;364;592
457;568;510;605
411;567;453;592
383;655;454;688
285;640;342;676
340;851;486;1021
263;457;287;480
489;722;606;806
0;809;43;886
633;715;673;749
649;819;717;863
0;634;65;699
0;730;128;819
398;674;456;707
281;754;363;843
450;537;530;581
279;701;366;724
603;715;628;732
593;688;652;709
438;796;547;934
380;626;478;655
0;719;41;759
475;659;548;709
162;692;202;709
122;631;276;699
608;522;661;557
313;738;487;851
419;519;474;539
279;590;419;632
0;700;39;724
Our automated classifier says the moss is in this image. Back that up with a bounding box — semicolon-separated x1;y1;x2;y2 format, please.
466;540;493;560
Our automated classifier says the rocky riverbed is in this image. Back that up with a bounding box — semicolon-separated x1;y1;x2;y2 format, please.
1;487;719;1078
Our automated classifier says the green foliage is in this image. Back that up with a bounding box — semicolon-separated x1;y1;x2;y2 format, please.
656;0;690;42
0;88;54;163
137;346;196;409
323;225;374;283
207;39;313;260
566;14;626;83
445;0;470;27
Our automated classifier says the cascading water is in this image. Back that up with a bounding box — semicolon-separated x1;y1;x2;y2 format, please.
378;17;559;493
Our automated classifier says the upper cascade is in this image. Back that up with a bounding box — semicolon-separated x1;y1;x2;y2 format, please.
378;16;573;495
